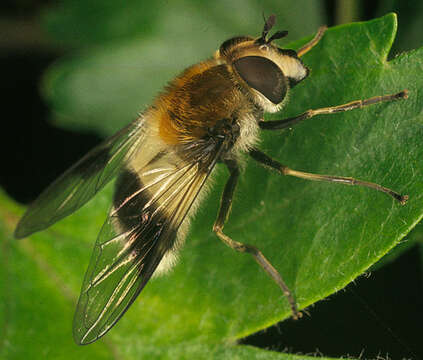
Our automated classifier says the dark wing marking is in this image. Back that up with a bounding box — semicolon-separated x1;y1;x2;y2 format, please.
14;119;146;238
73;138;225;344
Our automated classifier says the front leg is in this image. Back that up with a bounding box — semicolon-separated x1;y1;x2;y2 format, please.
213;159;301;319
249;148;408;204
259;90;408;131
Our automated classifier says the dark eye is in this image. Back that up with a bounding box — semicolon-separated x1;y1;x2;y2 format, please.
233;56;287;104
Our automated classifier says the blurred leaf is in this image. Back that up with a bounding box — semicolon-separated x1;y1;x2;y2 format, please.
2;13;423;359
41;0;325;49
41;0;325;136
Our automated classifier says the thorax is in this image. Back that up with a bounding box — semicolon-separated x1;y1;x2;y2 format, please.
151;58;262;155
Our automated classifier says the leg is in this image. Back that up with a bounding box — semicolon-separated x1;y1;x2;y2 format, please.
259;90;408;131
297;25;327;57
213;159;301;319
249;149;408;205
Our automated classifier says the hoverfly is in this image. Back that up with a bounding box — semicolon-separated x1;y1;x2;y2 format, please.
15;15;408;344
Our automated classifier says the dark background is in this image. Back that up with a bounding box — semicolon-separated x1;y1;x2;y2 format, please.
1;1;422;359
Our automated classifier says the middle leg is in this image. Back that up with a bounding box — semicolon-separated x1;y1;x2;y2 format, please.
249;148;408;204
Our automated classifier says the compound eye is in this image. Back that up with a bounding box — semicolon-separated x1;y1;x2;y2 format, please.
233;56;287;104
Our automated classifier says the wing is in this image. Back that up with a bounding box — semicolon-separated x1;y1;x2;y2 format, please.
14;119;146;239
73;137;225;345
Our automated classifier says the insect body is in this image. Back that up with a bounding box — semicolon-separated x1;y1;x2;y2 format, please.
15;15;408;345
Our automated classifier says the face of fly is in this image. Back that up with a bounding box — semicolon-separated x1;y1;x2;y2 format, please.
215;16;309;114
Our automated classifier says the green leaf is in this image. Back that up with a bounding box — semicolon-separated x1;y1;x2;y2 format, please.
369;222;423;271
2;13;423;359
375;0;423;54
1;184;342;360
0;193;111;359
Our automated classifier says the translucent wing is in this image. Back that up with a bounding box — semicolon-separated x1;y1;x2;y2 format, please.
73;138;225;344
14;119;146;239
